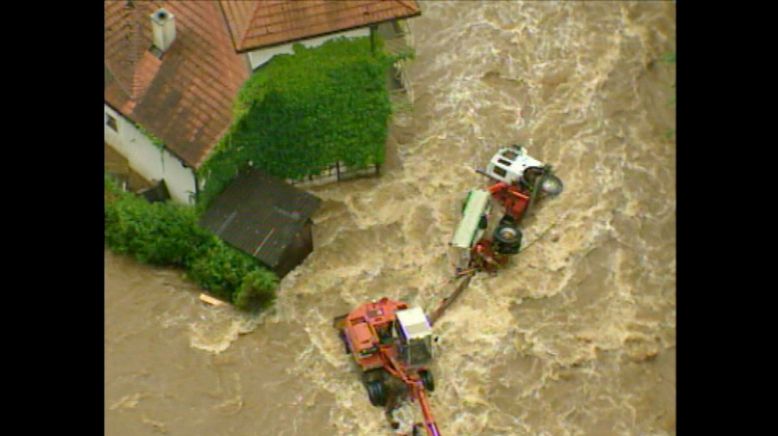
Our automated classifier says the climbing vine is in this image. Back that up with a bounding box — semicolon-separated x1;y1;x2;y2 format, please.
197;36;405;209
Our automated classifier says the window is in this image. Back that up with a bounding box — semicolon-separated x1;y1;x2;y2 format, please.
408;339;432;366
106;113;118;132
502;150;518;160
493;166;507;178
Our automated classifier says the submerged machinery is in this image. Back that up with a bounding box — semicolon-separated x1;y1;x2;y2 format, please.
429;145;563;324
334;298;440;436
333;145;562;434
451;144;563;273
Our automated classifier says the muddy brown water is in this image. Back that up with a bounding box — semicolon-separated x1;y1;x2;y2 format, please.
105;1;676;435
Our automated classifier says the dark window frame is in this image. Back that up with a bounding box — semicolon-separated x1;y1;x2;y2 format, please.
106;113;118;132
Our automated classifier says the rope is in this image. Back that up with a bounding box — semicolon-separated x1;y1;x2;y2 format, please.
519;217;560;254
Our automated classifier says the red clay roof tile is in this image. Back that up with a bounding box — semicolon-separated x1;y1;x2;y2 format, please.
219;0;421;52
105;0;420;168
105;1;250;168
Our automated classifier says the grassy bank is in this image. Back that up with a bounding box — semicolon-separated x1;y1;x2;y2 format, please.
104;175;278;312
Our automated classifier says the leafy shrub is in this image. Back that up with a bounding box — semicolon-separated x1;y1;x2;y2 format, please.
105;175;279;309
233;269;279;312
105;191;210;267
197;36;398;208
185;240;260;301
104;173;127;203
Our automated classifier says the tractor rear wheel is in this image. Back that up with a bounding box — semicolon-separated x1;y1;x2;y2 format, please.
494;222;522;254
419;369;435;392
495;224;521;245
366;380;387;407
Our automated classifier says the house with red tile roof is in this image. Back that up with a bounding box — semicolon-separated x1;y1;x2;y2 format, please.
105;0;421;204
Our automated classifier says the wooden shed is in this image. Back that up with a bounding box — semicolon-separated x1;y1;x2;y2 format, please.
198;169;321;277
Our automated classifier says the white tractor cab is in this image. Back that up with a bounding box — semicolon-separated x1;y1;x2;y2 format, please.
395;307;434;369
450;189;492;268
485;145;564;197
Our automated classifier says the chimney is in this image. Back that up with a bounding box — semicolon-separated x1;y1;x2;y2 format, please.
150;8;176;53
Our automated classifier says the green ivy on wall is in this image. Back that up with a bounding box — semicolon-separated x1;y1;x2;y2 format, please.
197;36;403;209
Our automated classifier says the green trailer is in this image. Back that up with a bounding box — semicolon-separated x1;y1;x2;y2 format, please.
450;189;492;269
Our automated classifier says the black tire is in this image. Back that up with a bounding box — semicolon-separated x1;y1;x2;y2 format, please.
366;380;387;407
521;166;545;189
494;223;522;245
419;369;435;392
495;225;520;244
493;223;522;255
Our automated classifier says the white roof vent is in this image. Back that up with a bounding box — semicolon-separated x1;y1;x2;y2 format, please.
150;8;176;54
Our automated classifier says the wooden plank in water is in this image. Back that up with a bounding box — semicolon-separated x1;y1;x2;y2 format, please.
199;293;227;307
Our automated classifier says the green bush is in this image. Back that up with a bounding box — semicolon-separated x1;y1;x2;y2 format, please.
233;269;279;312
197;36;398;208
105;175;279;309
186;240;260;301
104;189;210;267
104;173;127;202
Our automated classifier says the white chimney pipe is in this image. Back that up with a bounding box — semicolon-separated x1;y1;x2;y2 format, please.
150;8;176;53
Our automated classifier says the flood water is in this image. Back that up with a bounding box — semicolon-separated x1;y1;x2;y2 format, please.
105;1;676;434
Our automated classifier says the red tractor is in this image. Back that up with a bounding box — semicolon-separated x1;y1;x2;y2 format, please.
463;145;564;271
334;298;441;436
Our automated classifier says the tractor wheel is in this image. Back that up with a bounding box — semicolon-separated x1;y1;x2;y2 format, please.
539;173;563;197
495;222;522;245
419;369;435;392
522;166;545;189
366;380;387;407
493;222;522;255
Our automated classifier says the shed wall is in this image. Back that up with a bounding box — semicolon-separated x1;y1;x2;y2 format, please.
274;220;314;277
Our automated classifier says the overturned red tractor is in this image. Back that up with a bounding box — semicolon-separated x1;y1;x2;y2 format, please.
451;144;563;273
334;298;441;436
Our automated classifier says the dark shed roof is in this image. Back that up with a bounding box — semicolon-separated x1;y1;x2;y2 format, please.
199;169;321;268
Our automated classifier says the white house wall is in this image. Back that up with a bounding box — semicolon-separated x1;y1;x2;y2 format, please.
247;27;371;70
104;104;197;205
